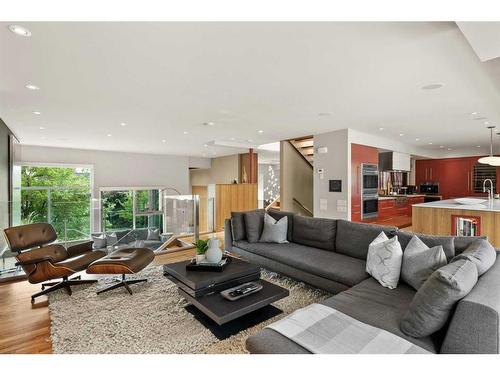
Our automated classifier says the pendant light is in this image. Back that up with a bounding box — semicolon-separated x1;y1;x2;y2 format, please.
487;132;500;166
478;126;500;165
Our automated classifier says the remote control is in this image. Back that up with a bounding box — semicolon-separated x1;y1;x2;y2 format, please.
221;282;263;301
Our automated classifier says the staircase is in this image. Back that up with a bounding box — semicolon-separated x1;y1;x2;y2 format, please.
289;135;314;166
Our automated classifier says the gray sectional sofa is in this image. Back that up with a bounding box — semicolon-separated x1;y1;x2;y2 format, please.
224;209;500;354
92;227;169;252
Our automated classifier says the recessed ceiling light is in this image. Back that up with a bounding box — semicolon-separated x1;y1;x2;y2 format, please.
415;138;420;141
399;133;404;137
120;122;127;126
258;130;264;133
203;144;208;147
202;122;215;126
471;112;478;116
33;111;41;115
421;83;444;90
448;148;453;151
39;126;45;130
107;134;112;137
484;121;490;125
247;139;253;142
161;139;166;143
439;145;444;148
428;142;433;145
8;25;31;37
476;145;481;148
379;127;384;131
318;112;332;117
25;84;39;90
183;131;189;135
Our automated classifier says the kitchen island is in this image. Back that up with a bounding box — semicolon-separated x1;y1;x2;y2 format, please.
412;198;500;247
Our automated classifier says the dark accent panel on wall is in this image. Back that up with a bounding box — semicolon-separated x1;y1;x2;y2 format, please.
0;118;15;226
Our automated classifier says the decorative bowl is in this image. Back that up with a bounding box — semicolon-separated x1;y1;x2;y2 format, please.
453;198;487;205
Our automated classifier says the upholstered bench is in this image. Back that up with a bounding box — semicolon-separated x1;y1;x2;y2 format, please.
86;247;155;295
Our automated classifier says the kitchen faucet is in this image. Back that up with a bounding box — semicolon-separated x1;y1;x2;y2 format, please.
483;179;494;200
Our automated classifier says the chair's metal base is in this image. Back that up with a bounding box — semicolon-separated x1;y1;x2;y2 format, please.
32;275;97;303
96;274;148;295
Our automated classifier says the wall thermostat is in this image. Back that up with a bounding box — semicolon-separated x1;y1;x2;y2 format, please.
329;180;342;192
317;146;328;154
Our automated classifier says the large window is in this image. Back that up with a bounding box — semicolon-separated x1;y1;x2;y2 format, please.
13;165;92;241
100;188;163;232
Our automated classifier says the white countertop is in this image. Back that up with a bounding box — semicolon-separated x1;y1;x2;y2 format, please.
413;197;500;212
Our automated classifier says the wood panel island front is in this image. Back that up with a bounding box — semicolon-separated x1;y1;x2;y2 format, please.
412;198;500;247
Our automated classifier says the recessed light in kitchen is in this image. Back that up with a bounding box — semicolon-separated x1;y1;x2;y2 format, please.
439;145;444;148
33;111;41;115
484;121;490;125
203;144;208;147
399;133;404;137
202;122;215;126
258;130;264;134
415;138;420;141
39;126;45;130
471;112;478;116
379;127;384;131
428;142;433;145
8;25;31;37
476;145;481;148
107;134;112;137
421;83;444;90
230;137;236;141
161;139;166;143
183;131;189;135
25;84;39;90
120;122;127;126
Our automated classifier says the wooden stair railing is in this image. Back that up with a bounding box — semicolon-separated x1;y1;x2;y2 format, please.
265;195;281;211
292;197;313;217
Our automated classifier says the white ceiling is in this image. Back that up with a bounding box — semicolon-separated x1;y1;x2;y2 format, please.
2;22;500;159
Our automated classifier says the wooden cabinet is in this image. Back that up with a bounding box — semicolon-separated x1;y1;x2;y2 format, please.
378;199;396;219
351;143;379;222
415;156;489;199
408;196;424;216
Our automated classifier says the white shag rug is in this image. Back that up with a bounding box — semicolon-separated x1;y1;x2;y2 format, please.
48;266;331;354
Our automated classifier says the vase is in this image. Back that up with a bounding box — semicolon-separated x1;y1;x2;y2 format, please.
205;238;223;263
195;254;206;264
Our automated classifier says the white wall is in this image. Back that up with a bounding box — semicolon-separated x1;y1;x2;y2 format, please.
190;155;239;186
14;144;191;231
313;129;350;219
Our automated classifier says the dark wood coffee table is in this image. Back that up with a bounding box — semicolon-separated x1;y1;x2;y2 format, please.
163;257;289;325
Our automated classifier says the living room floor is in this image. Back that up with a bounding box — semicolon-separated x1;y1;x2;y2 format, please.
0;231;225;354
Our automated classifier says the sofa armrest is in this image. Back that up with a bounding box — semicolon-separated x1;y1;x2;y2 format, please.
441;256;500;353
224;219;233;253
66;240;94;257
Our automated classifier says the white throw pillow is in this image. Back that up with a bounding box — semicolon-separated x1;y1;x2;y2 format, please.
366;232;403;289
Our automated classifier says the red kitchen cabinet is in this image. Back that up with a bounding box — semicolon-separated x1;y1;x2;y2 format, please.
351;143;378;222
378;199;396;219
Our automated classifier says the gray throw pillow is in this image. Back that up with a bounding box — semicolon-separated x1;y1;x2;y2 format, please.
106;232;118;247
400;259;478;338
230;211;247;241
259;213;289;244
147;228;160;241
397;231;455;260
452;238;496;276
366;232;403;289
244;210;265;243
91;233;107;249
402;235;447;290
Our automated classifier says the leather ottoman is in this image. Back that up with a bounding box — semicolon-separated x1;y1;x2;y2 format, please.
87;247;155;295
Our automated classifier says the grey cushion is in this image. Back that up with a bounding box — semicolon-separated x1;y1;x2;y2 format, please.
335;220;397;260
454;236;488;255
397;231;455;260
322;278;438;352
91;233;107;249
267;209;294;241
105;232;118;246
247;329;311;354
401;235;447;290
142;240;163;249
230;211;247;241
400;259;478;338
147;228;160;241
453;238;496;276
292;215;336;251
244;210;265;243
235;241;368;287
259;213;288;244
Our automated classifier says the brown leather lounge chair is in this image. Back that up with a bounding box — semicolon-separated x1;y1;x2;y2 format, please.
3;223;106;302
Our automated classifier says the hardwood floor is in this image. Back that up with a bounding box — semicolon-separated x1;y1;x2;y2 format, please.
0;247;197;354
